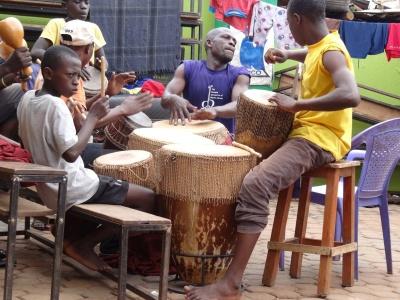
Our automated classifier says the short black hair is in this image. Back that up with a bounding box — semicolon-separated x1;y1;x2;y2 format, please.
41;45;80;71
287;0;326;22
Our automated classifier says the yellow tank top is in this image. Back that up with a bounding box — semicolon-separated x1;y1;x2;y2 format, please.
289;31;354;160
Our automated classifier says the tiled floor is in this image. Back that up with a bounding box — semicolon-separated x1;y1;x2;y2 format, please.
1;198;400;299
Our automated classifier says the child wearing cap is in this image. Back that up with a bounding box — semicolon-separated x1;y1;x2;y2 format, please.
31;0;107;70
17;45;154;272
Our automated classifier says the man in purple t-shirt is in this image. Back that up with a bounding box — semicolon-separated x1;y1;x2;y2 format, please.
161;28;250;133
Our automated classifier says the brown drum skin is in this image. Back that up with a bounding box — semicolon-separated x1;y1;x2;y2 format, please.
235;90;294;158
157;144;257;285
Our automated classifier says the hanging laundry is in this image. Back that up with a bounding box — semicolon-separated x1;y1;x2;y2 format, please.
209;0;259;32
249;2;299;50
385;23;400;61
339;21;388;59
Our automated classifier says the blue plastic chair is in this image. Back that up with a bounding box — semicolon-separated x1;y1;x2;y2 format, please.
279;118;400;278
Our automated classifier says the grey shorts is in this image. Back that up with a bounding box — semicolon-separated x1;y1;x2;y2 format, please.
85;175;129;205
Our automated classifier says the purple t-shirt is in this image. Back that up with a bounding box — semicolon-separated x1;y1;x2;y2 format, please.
183;60;250;133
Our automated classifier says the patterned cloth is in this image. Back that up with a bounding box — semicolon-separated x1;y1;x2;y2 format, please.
249;2;299;50
90;0;181;74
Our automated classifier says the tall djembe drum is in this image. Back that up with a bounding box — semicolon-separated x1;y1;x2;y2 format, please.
157;144;258;284
235;89;294;158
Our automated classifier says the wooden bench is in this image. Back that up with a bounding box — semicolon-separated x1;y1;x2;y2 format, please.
0;161;67;300
70;204;171;300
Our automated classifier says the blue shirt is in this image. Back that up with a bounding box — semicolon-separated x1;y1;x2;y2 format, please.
183;60;250;133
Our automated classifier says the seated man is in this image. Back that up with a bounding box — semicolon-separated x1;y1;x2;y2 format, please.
0;47;32;139
161;28;250;133
185;0;360;299
17;45;154;272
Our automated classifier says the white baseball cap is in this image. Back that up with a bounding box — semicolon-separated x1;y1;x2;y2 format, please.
60;19;94;46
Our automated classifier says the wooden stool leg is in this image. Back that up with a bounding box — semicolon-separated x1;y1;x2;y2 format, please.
290;176;312;279
262;184;294;287
342;170;355;287
159;227;171;300
318;169;339;297
118;227;129;300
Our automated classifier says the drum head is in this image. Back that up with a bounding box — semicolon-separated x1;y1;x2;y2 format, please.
153;119;225;133
126;112;152;128
83;66;108;94
95;150;152;166
133;128;215;145
162;143;251;157
241;89;277;106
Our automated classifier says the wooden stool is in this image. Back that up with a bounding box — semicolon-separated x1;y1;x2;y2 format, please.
262;160;360;297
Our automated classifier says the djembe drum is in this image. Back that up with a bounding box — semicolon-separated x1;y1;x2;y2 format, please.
157;143;258;284
152;119;230;144
128;128;215;156
105;112;152;150
93;150;155;189
235;89;294;158
83;65;108;98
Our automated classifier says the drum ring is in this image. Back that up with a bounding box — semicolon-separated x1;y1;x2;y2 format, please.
173;251;234;286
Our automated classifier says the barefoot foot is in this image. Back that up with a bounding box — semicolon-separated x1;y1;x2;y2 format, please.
64;242;112;272
184;280;241;300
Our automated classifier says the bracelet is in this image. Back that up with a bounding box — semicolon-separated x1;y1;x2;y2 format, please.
0;77;6;89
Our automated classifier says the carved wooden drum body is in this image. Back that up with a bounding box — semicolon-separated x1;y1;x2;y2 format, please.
157;144;257;284
105;112;152;150
235;89;294;158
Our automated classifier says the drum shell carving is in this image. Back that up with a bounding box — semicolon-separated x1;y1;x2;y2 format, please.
105;112;152;150
235;90;294;158
157;144;257;284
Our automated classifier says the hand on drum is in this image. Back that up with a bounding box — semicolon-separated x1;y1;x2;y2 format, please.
106;72;136;96
269;93;298;113
169;96;197;125
265;48;288;64
87;94;110;120
191;107;217;121
120;92;153;116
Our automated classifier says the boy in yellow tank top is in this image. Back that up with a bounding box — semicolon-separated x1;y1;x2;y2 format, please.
185;1;360;299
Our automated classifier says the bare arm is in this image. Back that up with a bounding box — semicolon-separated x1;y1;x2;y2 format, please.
161;64;197;125
265;48;308;64
161;64;186;108
269;50;360;112
192;74;250;120
31;37;52;61
95;92;153;128
94;47;108;70
63;96;109;162
286;48;308;63
214;74;250;118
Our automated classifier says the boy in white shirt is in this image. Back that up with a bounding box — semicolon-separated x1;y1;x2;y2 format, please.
17;45;154;272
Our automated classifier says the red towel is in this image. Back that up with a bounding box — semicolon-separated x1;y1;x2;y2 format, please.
140;80;165;97
0;139;32;163
385;23;400;61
